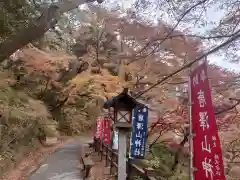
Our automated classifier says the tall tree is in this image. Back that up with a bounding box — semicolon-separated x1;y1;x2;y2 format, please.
0;0;103;62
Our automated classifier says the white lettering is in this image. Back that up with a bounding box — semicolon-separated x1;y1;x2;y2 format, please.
212;136;217;141
215;171;221;176
213;142;216;147
214;154;219;160
193;74;199;86
215;158;219;164
135;139;142;147
202;158;214;180
199;112;209;131
137;122;143;130
138;114;144;122
201;135;211;153
198;90;206;108
136;131;142;138
134;148;140;156
200;69;207;82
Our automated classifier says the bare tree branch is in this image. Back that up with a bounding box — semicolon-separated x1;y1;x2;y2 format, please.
126;0;209;66
134;29;240;99
215;102;240;115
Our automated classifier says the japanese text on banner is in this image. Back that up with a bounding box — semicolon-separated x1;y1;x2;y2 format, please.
130;106;148;159
102;116;111;145
95;119;103;139
190;61;225;180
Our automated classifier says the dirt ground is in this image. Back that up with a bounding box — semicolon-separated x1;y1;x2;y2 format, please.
89;151;116;180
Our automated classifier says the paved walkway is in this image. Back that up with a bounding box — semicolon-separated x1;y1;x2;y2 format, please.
29;137;91;180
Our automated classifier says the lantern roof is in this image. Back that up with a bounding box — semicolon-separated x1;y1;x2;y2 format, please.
103;88;144;110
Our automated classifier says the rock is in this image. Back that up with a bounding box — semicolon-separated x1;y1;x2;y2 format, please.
43;137;58;147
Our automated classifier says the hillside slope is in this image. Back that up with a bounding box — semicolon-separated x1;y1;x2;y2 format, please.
0;69;59;175
0;45;128;176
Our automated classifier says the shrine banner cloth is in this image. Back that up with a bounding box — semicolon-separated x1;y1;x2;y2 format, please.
190;61;225;180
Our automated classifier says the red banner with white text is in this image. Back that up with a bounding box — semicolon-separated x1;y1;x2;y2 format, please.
102;116;111;145
190;61;226;180
95;119;103;139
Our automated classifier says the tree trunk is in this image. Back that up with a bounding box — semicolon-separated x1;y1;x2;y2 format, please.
0;0;96;62
0;8;58;62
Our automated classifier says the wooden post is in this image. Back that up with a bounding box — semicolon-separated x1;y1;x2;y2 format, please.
118;129;127;180
188;69;194;180
114;122;131;180
100;140;103;161
98;139;101;155
98;140;101;155
110;110;117;174
105;145;108;166
102;88;140;179
110;148;113;174
94;137;97;152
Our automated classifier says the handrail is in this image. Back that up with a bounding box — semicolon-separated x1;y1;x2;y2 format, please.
92;138;158;180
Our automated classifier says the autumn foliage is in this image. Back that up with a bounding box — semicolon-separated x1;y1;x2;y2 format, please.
0;0;240;179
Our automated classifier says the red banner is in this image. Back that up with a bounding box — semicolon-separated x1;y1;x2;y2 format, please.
102;116;111;145
95;119;103;139
190;61;226;180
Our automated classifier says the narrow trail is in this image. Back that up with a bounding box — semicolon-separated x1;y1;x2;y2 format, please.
29;137;92;180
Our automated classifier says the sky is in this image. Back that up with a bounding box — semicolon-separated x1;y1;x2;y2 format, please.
89;0;240;72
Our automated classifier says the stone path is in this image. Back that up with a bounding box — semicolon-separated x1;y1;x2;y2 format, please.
29;137;92;180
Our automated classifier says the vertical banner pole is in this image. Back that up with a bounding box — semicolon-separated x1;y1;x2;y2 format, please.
118;129;127;180
188;68;194;180
100;115;104;156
